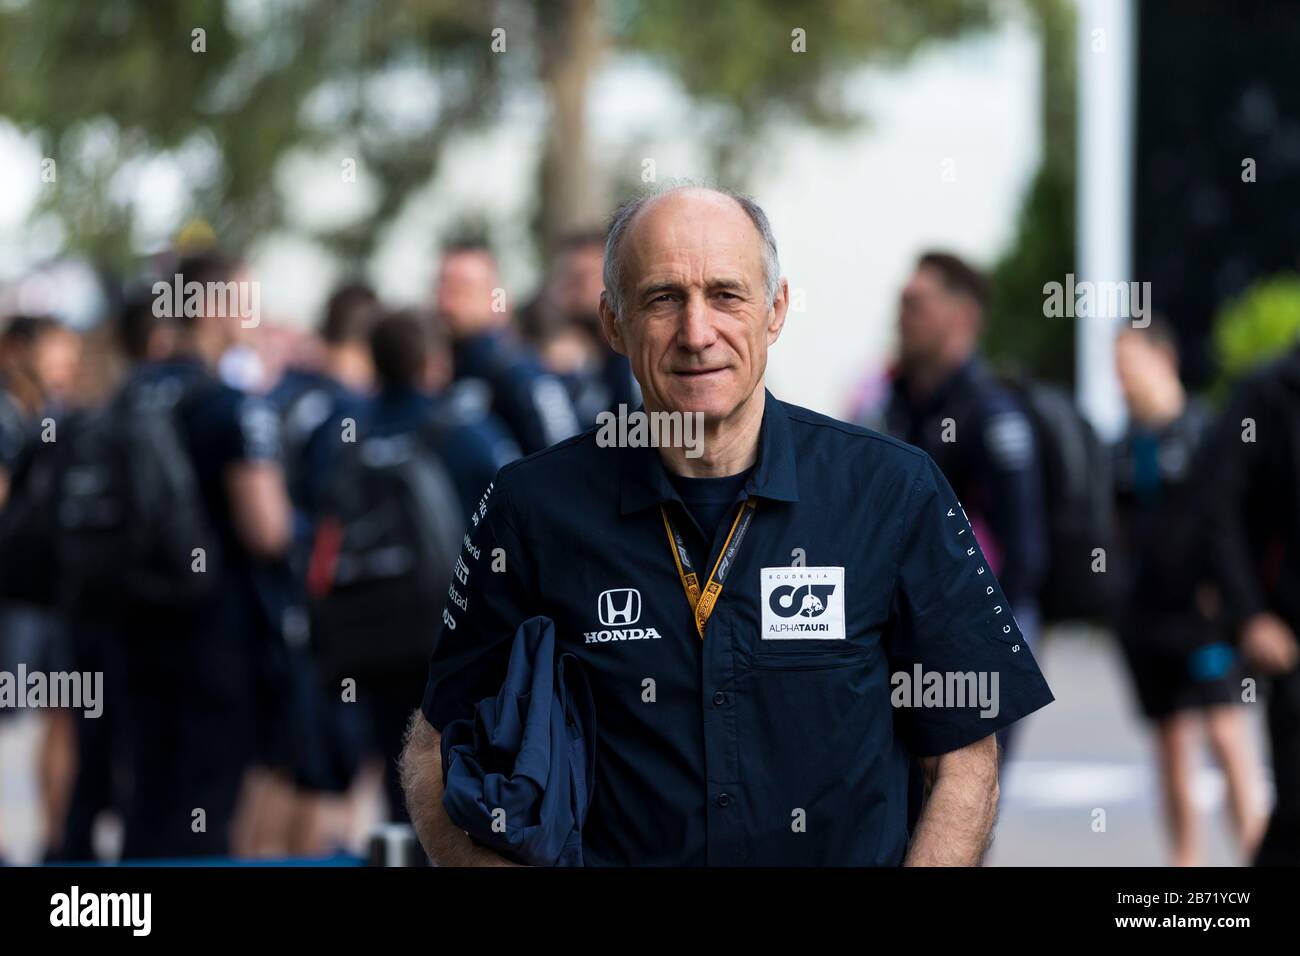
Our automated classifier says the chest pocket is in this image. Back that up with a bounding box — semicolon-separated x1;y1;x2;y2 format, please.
749;642;870;670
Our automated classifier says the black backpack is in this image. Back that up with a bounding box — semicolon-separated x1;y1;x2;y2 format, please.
999;375;1119;625
307;418;463;681
0;378;220;612
0;411;62;606
274;373;339;511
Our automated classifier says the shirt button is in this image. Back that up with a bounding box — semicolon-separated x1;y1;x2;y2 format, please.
717;793;732;808
713;691;726;706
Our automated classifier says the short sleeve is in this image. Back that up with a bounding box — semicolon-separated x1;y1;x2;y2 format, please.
887;454;1054;757
421;469;537;731
202;389;281;467
233;394;282;463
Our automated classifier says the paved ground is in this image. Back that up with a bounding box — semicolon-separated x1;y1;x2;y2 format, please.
988;626;1271;866
0;712;42;864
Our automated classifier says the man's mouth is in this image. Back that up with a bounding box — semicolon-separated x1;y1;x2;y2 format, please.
672;367;728;379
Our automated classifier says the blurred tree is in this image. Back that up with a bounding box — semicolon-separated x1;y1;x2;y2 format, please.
0;0;1005;269
982;0;1076;385
1210;272;1300;397
536;0;605;249
0;0;509;267
615;0;994;185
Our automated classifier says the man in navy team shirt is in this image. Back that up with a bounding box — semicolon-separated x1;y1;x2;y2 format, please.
118;252;293;859
403;186;1053;866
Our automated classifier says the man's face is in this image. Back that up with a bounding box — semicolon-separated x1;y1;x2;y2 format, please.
436;251;500;338
599;190;786;423
31;327;81;402
1114;330;1174;410
195;264;254;352
225;265;257;347
897;266;963;368
553;242;605;321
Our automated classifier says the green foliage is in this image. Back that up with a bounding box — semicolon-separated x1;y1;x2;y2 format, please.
1211;272;1300;393
983;154;1076;384
0;0;999;267
982;0;1076;385
615;0;994;181
0;0;506;266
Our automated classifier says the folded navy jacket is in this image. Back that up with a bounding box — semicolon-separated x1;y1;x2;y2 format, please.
440;615;596;866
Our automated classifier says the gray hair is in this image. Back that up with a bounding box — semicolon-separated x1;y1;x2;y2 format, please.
602;183;781;320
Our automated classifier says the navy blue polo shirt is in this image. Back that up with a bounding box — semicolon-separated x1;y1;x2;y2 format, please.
422;390;1054;866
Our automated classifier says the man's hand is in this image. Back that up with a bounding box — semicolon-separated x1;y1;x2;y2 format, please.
903;733;999;866
398;711;521;867
1240;613;1299;675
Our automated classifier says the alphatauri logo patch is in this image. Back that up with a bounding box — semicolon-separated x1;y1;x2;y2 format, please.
760;567;846;639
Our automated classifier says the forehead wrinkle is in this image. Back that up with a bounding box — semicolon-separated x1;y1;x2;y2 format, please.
623;191;765;296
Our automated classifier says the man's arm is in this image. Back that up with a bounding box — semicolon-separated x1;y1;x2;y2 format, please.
220;394;292;559
226;461;293;558
904;733;999;866
1201;375;1272;630
399;712;519;866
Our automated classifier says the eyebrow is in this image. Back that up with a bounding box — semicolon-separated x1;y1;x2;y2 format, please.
636;277;750;300
638;280;683;300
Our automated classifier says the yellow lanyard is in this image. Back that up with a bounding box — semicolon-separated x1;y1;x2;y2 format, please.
659;498;757;639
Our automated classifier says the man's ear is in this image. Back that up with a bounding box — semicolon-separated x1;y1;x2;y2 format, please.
598;291;627;356
767;277;790;345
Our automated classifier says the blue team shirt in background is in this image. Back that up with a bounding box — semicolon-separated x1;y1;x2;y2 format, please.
453;329;580;455
120;357;288;765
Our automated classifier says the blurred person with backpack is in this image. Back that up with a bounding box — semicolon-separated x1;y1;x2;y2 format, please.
434;239;581;455
0;313;82;857
265;281;379;852
105;251;292;858
859;253;1051;762
271;281;378;517
307;309;510;822
1196;339;1300;866
1111;318;1264;866
39;295;176;861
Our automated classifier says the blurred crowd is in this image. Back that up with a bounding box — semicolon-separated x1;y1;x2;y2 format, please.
854;253;1298;867
1;236;1298;867
0;231;636;861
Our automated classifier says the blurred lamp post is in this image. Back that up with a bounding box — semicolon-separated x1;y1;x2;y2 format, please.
1075;0;1134;442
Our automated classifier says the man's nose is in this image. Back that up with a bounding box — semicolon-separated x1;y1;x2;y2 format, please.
677;292;716;352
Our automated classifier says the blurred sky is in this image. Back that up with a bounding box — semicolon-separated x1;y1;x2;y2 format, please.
0;14;1040;416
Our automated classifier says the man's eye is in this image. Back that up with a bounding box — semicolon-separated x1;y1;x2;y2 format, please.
716;291;740;300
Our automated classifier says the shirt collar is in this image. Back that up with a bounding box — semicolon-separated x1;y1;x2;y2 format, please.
618;388;800;515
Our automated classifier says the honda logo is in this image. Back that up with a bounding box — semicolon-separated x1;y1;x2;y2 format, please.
598;588;641;626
